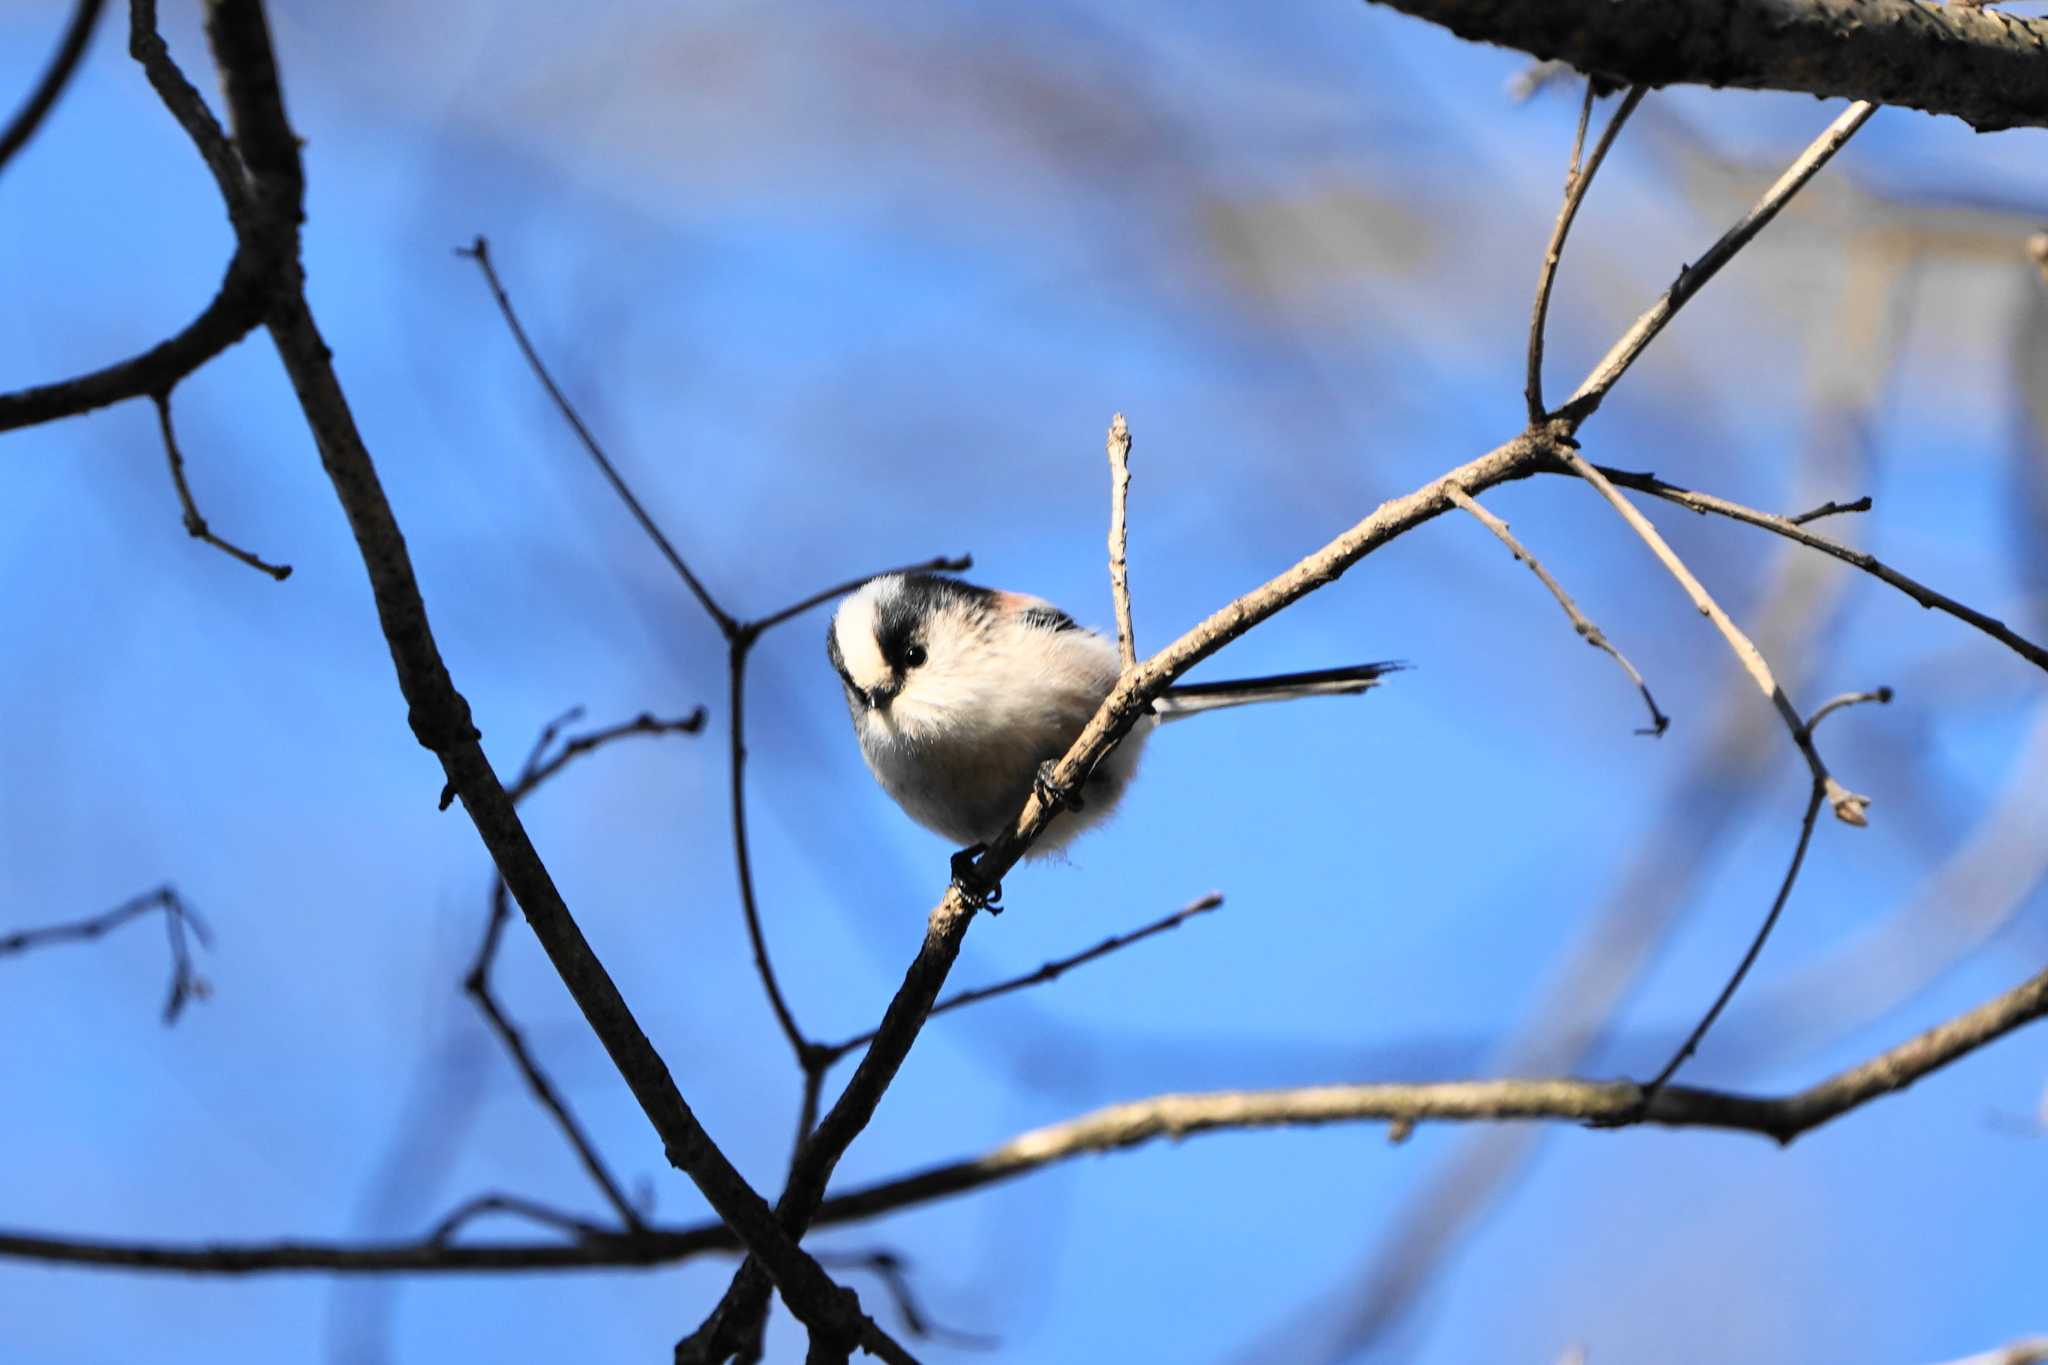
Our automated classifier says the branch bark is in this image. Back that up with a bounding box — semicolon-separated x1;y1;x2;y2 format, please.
1365;0;2048;133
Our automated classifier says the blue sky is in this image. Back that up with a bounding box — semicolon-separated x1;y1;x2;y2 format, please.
4;3;2047;1362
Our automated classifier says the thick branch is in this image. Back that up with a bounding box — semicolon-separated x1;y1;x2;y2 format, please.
170;5;899;1357
1365;0;2048;133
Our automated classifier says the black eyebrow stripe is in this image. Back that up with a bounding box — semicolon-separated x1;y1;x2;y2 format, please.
1019;604;1079;633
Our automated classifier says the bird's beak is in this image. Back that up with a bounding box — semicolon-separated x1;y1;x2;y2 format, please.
864;681;900;713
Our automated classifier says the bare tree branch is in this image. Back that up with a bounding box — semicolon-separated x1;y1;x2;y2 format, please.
426;1193;618;1247
821;893;1224;1064
1582;464;2048;672
0;0;106;176
501;708;708;806
1562;100;1878;424
1106;412;1136;672
151;390;291;579
1526;81;1645;424
1;884;210;1023
1641;686;1893;1094
1442;481;1668;735
1364;1;2045;132
458;236;733;636
1786;495;1872;526
1556;446;1872;824
156;6;906;1358
9;946;2047;1277
0;0;287;434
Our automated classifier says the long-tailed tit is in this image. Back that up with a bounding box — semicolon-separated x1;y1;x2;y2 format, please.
827;573;1397;885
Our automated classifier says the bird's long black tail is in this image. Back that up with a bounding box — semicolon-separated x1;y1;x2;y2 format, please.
1153;661;1404;721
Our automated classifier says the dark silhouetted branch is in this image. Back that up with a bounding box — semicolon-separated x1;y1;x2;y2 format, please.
151;390;291;579
821;893;1224;1064
2;884;210;1023
1365;1;2044;132
0;0;106;176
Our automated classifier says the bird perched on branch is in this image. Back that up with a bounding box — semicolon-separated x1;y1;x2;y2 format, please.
827;573;1397;892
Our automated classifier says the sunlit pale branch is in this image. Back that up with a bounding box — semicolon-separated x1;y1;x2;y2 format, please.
10;946;2047;1277
1526;81;1646;424
1555;445;1870;825
1561;100;1878;424
1106;412;1136;672
1442;481;1667;735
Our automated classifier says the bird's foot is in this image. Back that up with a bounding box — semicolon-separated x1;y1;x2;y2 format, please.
950;844;1002;913
1033;761;1084;813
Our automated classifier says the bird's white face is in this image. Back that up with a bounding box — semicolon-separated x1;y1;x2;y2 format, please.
828;574;1013;744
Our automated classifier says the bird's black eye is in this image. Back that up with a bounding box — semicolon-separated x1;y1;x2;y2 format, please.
903;644;928;669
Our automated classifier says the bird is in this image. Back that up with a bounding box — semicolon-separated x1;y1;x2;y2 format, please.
825;572;1398;892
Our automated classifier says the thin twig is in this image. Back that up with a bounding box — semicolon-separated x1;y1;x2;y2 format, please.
464;709;719;1233
1442;482;1668;735
1643;787;1825;1096
0;0;106;176
726;641;813;1063
427;1193;619;1247
820;894;1224;1063
1106;412;1136;672
1803;685;1895;733
1561;100;1878;424
0;0;283;433
457;236;735;636
504;708;707;805
1639;688;1890;1096
816;1250;999;1349
1526;82;1646;424
464;943;646;1232
750;554;973;634
151;391;292;579
1582;463;2048;673
732;555;979;1077
1555;445;1870;824
2;885;211;1023
1786;495;1872;526
462;232;971;1104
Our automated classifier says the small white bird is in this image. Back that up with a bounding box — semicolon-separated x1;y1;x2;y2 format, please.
827;573;1397;886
